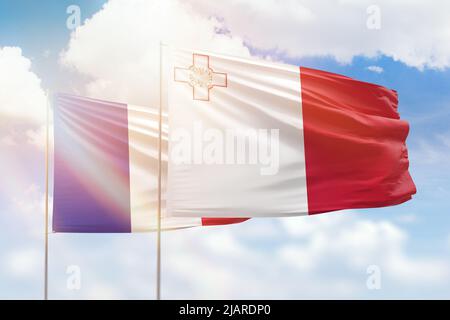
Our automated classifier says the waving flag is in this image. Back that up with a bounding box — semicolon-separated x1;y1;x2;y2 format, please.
53;94;247;233
167;49;416;218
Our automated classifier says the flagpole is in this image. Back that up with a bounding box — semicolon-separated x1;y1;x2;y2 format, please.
44;91;50;300
156;41;163;300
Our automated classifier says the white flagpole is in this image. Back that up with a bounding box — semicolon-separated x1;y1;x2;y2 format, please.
44;91;50;300
156;41;163;300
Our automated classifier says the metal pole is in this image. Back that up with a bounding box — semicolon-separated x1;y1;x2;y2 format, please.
44;91;50;300
156;42;163;300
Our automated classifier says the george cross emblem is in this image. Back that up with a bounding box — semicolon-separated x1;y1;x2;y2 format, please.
174;54;227;101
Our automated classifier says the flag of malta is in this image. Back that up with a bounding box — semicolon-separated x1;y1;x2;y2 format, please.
167;49;416;218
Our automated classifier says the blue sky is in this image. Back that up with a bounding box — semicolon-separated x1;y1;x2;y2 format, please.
1;0;450;299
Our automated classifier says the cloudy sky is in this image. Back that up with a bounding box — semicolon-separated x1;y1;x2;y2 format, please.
1;0;450;299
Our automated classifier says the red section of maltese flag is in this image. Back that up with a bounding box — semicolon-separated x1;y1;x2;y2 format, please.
202;218;249;226
300;67;416;214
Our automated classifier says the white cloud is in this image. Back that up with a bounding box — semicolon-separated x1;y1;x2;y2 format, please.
189;0;450;70
85;284;123;300
10;184;47;238
162;214;450;299
42;49;51;59
0;47;47;125
367;65;384;73
395;214;418;224
278;214;449;285
0;135;16;146
11;184;45;217
26;124;52;149
3;247;41;279
448;234;450;250
60;0;250;106
0;47;48;147
413;132;450;165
